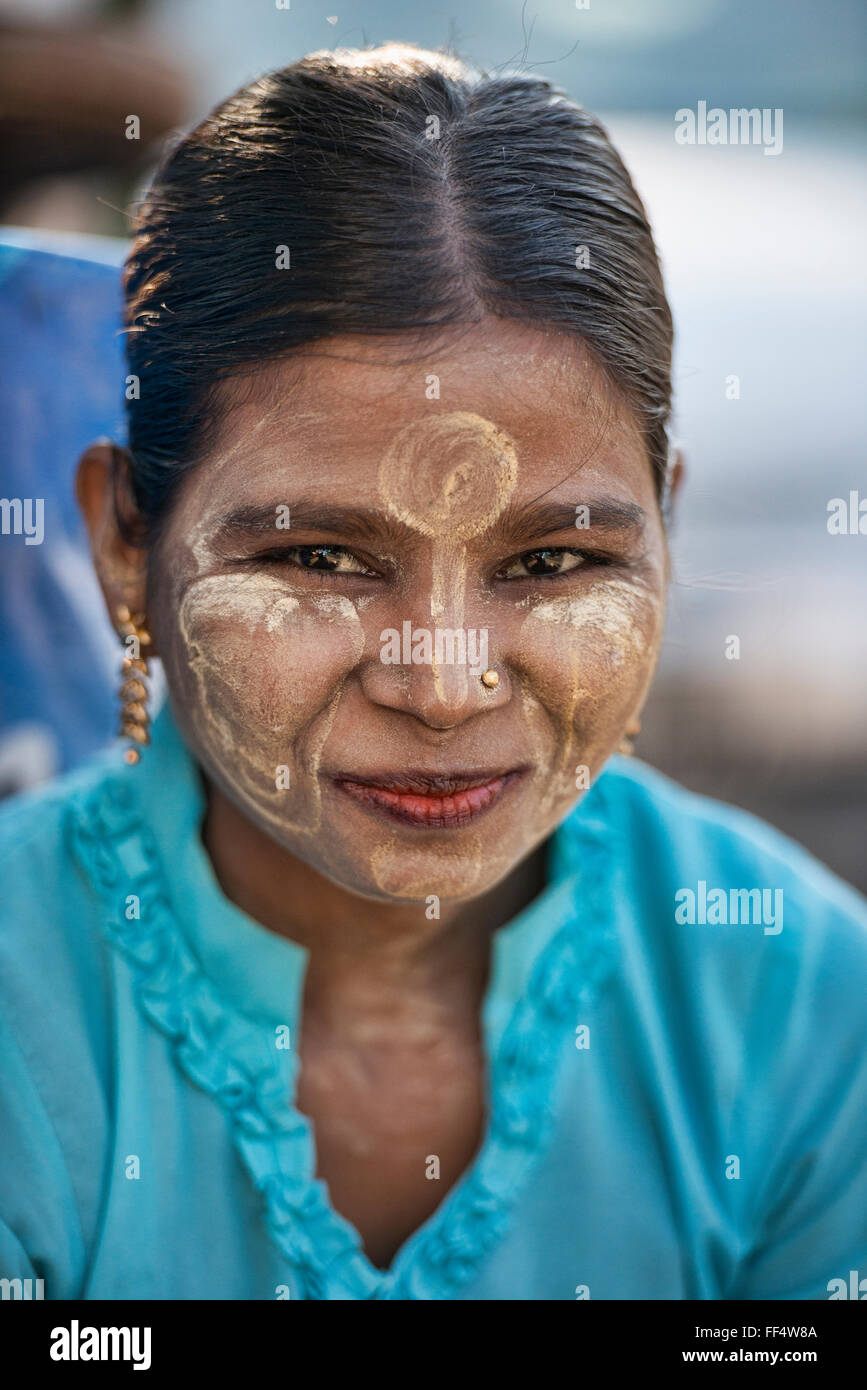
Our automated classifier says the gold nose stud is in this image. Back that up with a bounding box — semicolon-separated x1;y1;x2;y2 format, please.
481;669;499;689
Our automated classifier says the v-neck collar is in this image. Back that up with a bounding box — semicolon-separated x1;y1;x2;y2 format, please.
73;701;621;1297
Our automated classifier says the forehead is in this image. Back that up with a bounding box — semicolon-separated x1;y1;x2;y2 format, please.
179;318;653;512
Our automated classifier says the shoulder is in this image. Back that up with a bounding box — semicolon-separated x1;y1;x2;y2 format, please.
0;739;134;983
0;748;125;1099
0;746;128;951
0;741;123;866
580;762;867;1295
591;753;867;933
0;751;131;1289
567;756;867;1054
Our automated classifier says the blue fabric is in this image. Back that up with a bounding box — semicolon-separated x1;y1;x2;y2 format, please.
0;235;127;789
1;700;865;1300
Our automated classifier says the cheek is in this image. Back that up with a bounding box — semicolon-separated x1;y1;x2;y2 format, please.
517;577;663;762
167;574;364;822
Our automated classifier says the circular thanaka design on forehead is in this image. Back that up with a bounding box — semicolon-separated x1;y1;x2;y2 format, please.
377;411;519;538
174;572;364;835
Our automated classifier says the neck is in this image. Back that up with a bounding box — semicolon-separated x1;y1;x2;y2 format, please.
200;778;546;1033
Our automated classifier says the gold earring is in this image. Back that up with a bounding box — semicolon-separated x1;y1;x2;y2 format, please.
481;669;499;689
116;604;152;764
617;717;641;757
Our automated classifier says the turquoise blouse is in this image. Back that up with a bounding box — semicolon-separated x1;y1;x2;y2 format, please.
1;701;865;1301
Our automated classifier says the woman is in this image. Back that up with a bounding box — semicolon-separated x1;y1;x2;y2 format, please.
1;43;865;1301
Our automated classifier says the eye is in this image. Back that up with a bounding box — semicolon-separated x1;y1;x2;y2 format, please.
295;545;372;574
496;548;589;580
255;544;377;576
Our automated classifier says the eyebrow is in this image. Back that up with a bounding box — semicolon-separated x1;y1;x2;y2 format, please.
212;494;647;548
490;496;647;545
213;501;409;547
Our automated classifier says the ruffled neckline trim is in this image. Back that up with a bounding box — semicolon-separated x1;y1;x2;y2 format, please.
71;708;623;1299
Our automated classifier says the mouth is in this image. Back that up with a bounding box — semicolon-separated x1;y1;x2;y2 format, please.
333;768;527;829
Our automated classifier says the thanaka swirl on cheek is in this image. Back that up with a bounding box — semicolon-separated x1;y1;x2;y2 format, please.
175;572;365;834
154;461;370;842
516;574;664;821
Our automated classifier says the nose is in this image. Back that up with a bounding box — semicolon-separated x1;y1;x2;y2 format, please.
358;619;511;729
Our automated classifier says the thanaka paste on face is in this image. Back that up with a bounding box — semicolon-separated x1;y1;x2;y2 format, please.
377;412;518;707
152;337;668;908
171;415;518;853
362;411;521;892
517;575;664;816
370;832;484;900
175;571;364;835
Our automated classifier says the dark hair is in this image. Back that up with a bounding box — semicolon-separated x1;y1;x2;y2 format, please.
123;42;673;540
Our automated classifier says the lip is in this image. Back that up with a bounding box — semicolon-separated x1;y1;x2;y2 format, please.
333;768;527;829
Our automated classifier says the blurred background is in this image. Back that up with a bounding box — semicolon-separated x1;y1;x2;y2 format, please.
1;0;865;885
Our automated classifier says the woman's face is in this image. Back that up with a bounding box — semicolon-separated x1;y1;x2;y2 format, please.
147;319;669;903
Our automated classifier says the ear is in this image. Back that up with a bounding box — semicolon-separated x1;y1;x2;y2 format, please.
669;449;685;502
664;447;686;523
76;441;155;653
666;447;686;508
